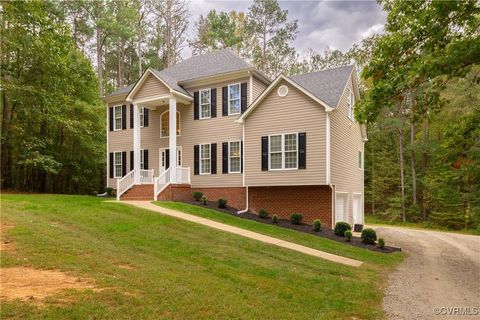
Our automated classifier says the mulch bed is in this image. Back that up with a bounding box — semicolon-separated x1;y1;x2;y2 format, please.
184;200;401;253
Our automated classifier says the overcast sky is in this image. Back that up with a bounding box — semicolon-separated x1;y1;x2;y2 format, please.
185;0;386;57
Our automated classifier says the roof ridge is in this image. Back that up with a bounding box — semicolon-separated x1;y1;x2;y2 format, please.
292;64;354;78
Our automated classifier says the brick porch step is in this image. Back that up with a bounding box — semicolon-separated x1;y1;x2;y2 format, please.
121;184;154;201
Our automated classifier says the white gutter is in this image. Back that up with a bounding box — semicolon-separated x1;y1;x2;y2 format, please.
238;121;249;214
325;111;331;185
237;186;249;214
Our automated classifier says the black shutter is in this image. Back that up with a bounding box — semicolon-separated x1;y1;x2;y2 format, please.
194;145;199;175
109;152;114;178
299;132;306;169
165;149;170;169
122;151;127;176
222;142;228;174
144;108;149;127
241;140;243;173
241;82;247;113
194;91;199;120
211;143;217;174
130;151;134;171
109;107;114;131
122;105;127;130
222;86;228;116
211;88;217;118
144;149;149;169
261;136;269;171
130;104;134;129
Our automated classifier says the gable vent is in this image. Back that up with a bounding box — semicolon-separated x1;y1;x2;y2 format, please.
277;85;288;97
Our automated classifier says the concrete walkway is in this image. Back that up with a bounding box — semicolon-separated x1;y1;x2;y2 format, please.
122;201;363;267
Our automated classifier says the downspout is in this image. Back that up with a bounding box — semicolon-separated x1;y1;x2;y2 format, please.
326;111;333;226
237;120;249;214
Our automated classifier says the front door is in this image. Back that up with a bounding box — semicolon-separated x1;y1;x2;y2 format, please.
159;147;182;173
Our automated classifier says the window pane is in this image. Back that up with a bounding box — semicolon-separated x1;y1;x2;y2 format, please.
270;153;282;169
270;135;281;152
229;84;240;99
200;145;210;159
161;112;169;137
229;141;240;157
229;98;240;114
228;84;240;114
284;134;297;151
200;90;210;104
201;104;210;118
114;107;121;118
201;159;210;174
115;118;122;130
114;153;122;177
285;151;297;168
230;157;240;172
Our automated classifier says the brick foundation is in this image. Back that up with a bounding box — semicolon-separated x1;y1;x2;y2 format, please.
248;185;333;228
158;185;246;210
121;184;154;200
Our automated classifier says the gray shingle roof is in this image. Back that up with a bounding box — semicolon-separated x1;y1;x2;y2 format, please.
290;65;354;107
105;49;253;98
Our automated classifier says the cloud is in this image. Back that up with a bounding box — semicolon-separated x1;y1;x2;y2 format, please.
183;0;386;57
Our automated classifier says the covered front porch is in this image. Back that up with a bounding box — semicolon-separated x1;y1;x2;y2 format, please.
116;73;193;201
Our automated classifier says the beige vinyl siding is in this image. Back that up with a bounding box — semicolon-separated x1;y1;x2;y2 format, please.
244;80;326;186
180;78;247;187
252;76;268;102
133;74;170;101
330;74;364;224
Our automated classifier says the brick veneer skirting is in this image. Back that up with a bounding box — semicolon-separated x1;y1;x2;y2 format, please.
158;184;246;210
248;185;333;228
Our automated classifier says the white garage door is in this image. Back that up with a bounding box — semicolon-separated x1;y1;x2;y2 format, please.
335;193;348;223
353;194;363;225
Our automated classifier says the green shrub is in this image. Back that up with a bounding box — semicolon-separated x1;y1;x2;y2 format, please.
258;208;269;219
377;238;385;249
361;228;377;244
105;187;114;196
201;195;208;205
272;214;278;224
334;222;351;236
290;213;303;225
218;198;227;208
312;219;322;232
193;191;204;201
344;230;352;242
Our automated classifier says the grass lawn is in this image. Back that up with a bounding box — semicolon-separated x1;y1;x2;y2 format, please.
2;195;402;320
365;214;480;236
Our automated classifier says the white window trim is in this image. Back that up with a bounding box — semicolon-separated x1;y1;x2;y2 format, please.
228;83;241;116
140;149;145;170
347;88;355;122
140;107;145;128
160;110;181;138
228;140;241;174
199;143;211;175
113;151;122;178
113;105;123;131
199;88;211;120
268;133;298;171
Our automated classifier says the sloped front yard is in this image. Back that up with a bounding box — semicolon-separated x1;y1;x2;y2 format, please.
1;194;402;319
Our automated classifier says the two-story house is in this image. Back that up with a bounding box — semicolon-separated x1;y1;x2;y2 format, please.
102;49;366;229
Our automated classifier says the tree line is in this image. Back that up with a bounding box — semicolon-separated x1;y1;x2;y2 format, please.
2;0;479;230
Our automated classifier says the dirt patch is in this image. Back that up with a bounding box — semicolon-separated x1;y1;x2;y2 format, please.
184;201;401;253
0;267;97;305
117;264;134;270
0;223;15;252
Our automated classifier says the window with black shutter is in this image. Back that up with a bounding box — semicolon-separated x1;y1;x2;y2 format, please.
222;86;228;116
121;105;127;130
211;88;217;118
222;142;228;174
130;104;134;128
298;132;306;169
193;91;199;120
109;107;114;131
143;108;149;127
109;152;114;178
194;145;199;175
121;151;127;176
211;143;217;174
241;82;247;113
143;149;149;169
130;151;134;171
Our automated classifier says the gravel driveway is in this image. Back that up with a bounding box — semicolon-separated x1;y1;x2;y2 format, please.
373;226;480;320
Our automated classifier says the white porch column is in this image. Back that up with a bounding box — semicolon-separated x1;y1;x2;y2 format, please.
133;104;141;183
169;96;177;183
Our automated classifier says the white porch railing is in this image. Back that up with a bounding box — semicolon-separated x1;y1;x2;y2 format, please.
153;166;191;200
176;167;191;184
140;169;154;184
117;169;135;200
154;167;171;200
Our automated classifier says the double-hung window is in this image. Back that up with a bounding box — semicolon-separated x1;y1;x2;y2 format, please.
114;106;122;131
200;144;211;175
228;83;241;115
269;133;298;170
229;141;241;173
114;152;122;178
200;89;211;119
347;89;355;121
